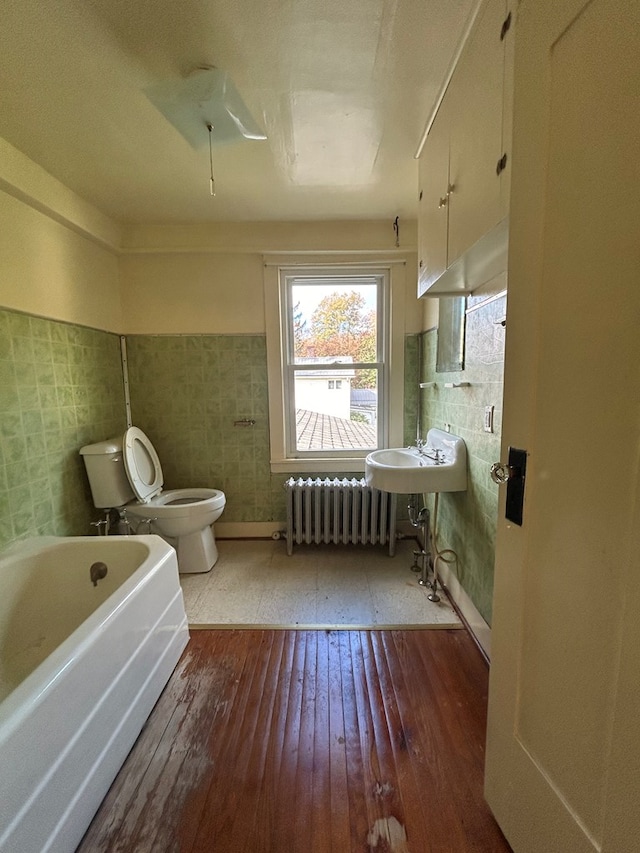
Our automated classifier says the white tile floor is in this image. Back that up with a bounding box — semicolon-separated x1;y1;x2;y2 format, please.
179;538;462;629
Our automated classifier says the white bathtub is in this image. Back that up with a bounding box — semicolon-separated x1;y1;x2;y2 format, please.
0;535;189;853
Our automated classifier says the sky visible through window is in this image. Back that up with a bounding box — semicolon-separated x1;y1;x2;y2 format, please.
292;282;377;323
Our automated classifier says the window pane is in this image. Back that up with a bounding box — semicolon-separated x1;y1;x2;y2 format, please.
291;281;378;364
294;368;378;451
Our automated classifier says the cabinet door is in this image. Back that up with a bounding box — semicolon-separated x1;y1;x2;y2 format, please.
417;92;450;297
447;0;506;263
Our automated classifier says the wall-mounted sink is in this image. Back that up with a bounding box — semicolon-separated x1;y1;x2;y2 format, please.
365;428;467;494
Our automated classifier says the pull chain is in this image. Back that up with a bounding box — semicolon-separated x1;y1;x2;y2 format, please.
207;123;216;196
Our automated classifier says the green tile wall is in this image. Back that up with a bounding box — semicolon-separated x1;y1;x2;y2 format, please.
0;322;422;549
403;334;420;446
126;335;279;524
398;334;420;523
419;294;506;625
0;309;125;549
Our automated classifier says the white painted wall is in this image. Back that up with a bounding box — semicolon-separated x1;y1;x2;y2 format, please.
0;139;122;331
0;134;422;341
119;222;420;336
119;252;266;334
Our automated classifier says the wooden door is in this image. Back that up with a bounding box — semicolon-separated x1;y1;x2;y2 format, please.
485;0;640;851
499;2;514;219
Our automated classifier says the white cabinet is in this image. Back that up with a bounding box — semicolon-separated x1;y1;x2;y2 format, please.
418;0;513;296
417;91;451;293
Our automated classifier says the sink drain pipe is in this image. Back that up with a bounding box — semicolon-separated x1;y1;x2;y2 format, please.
408;493;457;601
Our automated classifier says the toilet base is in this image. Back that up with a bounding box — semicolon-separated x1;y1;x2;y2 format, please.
163;525;219;574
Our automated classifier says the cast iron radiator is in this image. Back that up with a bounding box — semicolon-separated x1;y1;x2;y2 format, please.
284;477;397;556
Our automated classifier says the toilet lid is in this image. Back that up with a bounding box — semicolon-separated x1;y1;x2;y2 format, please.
123;427;163;502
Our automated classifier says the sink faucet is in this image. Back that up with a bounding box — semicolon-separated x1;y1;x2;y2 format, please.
415;442;445;463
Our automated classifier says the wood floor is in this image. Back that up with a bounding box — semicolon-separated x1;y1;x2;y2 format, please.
78;629;512;853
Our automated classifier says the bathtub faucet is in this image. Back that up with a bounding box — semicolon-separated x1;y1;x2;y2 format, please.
90;561;108;587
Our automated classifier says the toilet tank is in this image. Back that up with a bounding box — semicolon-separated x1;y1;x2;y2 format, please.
79;437;135;509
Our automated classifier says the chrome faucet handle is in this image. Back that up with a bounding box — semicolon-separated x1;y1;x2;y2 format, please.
135;517;158;534
415;438;426;450
90;519;108;535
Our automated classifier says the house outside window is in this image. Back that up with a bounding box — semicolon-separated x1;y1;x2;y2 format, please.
264;262;407;473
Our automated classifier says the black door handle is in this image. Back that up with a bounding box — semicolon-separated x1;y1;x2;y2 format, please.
491;447;527;525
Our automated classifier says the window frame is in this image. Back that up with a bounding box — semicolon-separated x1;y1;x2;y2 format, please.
264;259;407;474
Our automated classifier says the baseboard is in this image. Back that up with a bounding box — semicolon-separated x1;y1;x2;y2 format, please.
215;522;285;539
438;562;492;661
216;520;417;541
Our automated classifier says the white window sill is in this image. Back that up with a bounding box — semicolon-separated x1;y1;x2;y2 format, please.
270;458;367;475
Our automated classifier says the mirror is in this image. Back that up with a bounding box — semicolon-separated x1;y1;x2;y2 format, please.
436;296;466;372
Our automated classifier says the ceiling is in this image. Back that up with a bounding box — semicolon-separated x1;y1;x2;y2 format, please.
0;0;475;225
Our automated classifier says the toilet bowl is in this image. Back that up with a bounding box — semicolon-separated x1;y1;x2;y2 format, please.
80;428;226;574
126;487;226;573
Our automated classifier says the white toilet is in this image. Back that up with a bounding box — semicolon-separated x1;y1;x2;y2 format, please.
80;427;226;573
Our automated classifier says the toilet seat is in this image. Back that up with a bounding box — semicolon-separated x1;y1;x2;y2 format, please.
123;427;163;502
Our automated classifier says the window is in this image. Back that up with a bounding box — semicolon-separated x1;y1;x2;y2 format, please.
281;269;387;459
265;262;406;473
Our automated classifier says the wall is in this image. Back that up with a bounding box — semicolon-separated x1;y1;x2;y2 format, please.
420;274;506;625
0;138;122;331
122;254;420;533
119;253;265;334
124;329;420;533
0;141;125;550
118;221;420;336
125;333;280;530
118;221;421;533
404;333;420;446
0;308;125;549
